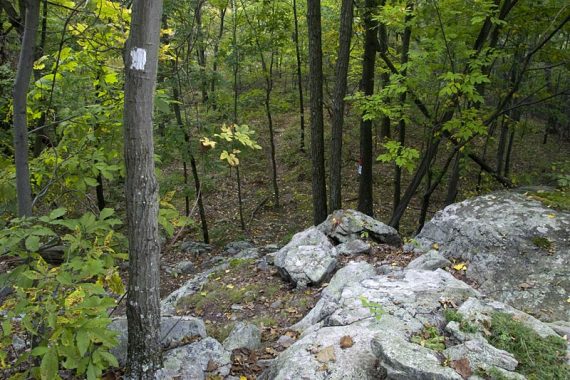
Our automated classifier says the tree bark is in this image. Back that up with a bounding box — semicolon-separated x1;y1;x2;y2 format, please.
357;0;378;217
123;0;163;377
195;0;208;104
307;0;327;224
329;0;353;212
13;0;39;217
292;0;306;152
210;5;226;109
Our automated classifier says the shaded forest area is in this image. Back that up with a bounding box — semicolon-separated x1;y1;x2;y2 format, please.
0;0;569;378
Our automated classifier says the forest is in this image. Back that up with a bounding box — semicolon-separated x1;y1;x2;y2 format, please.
0;0;569;379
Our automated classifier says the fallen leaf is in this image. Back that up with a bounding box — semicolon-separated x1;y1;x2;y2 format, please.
340;335;354;349
432;243;439;250
206;359;218;372
226;284;235;289
547;213;556;219
450;358;472;379
518;282;533;290
316;345;336;363
452;262;467;271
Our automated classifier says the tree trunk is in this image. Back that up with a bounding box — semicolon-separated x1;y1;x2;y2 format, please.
13;0;40;217
264;52;280;208
329;0;353;212
445;151;461;206
123;0;163;377
392;2;413;223
292;0;306;152
377;1;390;140
307;0;327;224
232;0;239;123
210;6;226;109
190;154;209;243
195;0;208;104
357;0;378;217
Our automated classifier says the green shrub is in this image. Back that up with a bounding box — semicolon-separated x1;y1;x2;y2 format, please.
0;208;126;380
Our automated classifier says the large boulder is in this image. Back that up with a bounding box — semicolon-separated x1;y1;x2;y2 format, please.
414;191;570;321
318;209;402;246
223;322;261;351
263;261;564;379
274;227;337;288
109;316;207;366
155;337;231;380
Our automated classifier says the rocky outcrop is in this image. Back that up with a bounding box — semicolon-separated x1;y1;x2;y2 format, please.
263;261;564;379
273;227;337;288
318;209;402;246
223;322;262;351
413;191;570;321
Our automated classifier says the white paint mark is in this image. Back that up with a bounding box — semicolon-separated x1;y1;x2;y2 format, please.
130;48;147;71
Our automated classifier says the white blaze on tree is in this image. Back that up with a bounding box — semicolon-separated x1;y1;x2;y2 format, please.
130;48;147;71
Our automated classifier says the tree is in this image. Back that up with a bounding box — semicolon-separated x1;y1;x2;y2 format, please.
122;0;163;377
292;0;306;152
12;0;40;217
357;0;378;217
329;0;353;212
307;0;327;224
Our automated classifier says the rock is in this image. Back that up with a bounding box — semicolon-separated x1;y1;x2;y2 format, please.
274;227;337;288
548;320;570;338
407;250;451;271
336;239;371;255
180;240;213;255
156;337;231;380
109;316;207;366
318;209;402;246
223;241;255;255
266;268;480;379
164;260;195;276
256;257;270;271
271;300;282;309
443;339;518;372
261;243;280;254
414;191;570;321
234;247;260;260
276;334;295;348
223;322;261;351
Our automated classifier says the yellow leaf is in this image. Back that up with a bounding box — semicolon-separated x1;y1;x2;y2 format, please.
432;243;439;250
226;284;235;289
452;262;467;271
547;213;555;219
200;137;217;149
240;377;247;380
200;291;207;296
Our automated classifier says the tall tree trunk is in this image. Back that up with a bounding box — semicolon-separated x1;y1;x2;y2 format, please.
378;0;390;140
392;2;413;226
292;0;306;152
445;151;461;206
13;0;40;217
307;0;327;224
357;0;378;217
123;0;163;377
329;0;353;212
264;52;280;208
232;0;239;123
195;0;208;104
210;6;226;109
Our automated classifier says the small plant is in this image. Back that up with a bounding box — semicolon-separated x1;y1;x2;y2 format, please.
488;312;569;379
0;209;126;379
359;296;385;321
444;309;478;333
531;236;552;251
411;325;446;352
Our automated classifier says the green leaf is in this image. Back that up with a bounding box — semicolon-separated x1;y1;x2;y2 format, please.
99;208;114;220
86;361;97;380
84;177;99;187
49;208;67;220
31;346;49;356
40;346;58;380
25;235;40;252
98;350;119;367
76;329;90;357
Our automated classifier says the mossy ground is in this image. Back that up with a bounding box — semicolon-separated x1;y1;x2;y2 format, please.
488;312;569;379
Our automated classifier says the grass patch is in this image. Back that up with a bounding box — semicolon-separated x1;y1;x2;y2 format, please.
488;312;569;379
177;283;261;314
207;322;235;342
528;189;570;211
252;316;277;328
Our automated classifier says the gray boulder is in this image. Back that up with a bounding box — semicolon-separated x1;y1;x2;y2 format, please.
224;241;255;255
223;322;261;351
180;241;213;255
264;266;479;379
109;316;207;366
155;337;231;380
164;260;195;276
336;239;371;255
274;227;337;288
443;339;518;372
318;209;402;246
414;191;570;321
407;250;451;271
